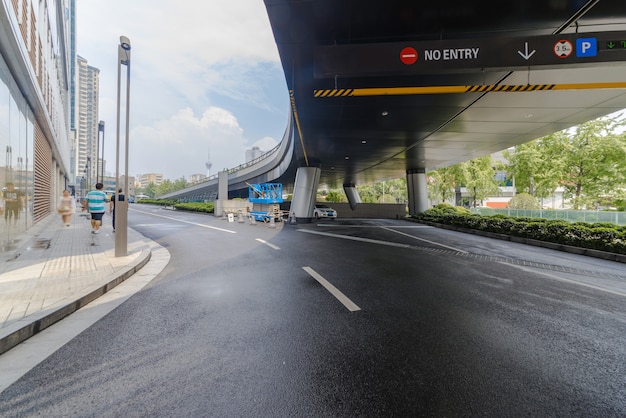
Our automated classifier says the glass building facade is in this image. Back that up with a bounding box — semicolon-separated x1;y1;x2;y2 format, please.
0;0;73;251
0;55;35;244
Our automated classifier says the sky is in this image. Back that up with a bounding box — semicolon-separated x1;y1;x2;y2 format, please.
76;0;289;181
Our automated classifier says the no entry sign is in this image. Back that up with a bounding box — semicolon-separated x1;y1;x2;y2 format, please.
400;47;418;65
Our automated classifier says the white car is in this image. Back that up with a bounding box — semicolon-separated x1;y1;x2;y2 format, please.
313;204;337;219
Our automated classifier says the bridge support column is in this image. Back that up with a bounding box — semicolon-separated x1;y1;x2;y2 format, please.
214;170;229;217
343;184;361;210
289;166;321;223
407;168;429;216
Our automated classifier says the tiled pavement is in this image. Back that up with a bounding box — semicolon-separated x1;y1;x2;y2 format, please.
0;211;153;355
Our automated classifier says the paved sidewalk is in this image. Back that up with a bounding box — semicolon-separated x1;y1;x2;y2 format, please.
0;211;152;355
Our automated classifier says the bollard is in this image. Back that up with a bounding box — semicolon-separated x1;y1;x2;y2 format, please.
269;214;276;228
289;212;297;225
249;213;257;225
221;210;227;220
238;210;245;223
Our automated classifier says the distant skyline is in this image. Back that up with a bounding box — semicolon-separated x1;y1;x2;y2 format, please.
77;0;289;181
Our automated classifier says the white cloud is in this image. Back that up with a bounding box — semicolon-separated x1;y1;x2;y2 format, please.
78;0;287;181
252;136;279;152
129;107;248;179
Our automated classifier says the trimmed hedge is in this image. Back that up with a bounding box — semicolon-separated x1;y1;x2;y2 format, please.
174;202;214;213
136;199;214;214
415;204;626;255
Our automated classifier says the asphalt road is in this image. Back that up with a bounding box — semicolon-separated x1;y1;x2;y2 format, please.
1;206;625;417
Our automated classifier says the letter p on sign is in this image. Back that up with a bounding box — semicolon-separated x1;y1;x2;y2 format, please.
576;38;597;57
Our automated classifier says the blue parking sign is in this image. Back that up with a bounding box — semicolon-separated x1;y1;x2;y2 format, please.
576;38;597;57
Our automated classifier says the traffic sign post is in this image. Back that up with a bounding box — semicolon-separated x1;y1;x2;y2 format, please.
315;31;626;78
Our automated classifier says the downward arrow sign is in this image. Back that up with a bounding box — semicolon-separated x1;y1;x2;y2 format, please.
517;42;536;60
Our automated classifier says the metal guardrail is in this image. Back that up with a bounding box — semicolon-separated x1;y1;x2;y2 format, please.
470;208;626;226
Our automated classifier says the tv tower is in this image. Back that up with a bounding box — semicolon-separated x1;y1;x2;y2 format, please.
205;148;212;178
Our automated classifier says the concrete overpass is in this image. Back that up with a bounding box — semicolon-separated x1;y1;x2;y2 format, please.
163;0;626;220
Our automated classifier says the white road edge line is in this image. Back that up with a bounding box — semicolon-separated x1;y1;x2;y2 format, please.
302;266;361;312
381;226;468;253
297;229;411;248
256;238;280;250
505;262;626;297
130;208;236;234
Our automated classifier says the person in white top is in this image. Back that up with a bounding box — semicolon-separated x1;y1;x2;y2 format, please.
57;189;75;226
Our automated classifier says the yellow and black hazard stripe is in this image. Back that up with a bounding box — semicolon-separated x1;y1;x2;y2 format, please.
465;84;556;92
314;82;626;97
314;89;355;97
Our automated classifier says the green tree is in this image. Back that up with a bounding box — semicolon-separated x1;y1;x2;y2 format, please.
507;192;540;209
427;164;463;204
356;178;407;203
459;155;500;207
503;114;626;209
144;182;157;198
377;178;407;203
503;140;563;199
556;117;626;209
155;178;189;197
325;190;347;202
356;184;377;203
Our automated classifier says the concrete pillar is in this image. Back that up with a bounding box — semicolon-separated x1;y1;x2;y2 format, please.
407;169;429;216
289;166;321;222
214;170;229;217
343;184;361;210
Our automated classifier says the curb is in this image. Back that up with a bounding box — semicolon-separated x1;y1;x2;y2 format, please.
0;248;152;356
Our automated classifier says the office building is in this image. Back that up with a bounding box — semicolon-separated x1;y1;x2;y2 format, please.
245;146;264;163
139;173;164;188
189;173;207;184
76;55;99;191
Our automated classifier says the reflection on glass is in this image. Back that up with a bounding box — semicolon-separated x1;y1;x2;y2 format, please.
0;55;34;252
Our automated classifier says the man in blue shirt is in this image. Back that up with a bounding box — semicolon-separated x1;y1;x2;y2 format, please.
82;183;108;234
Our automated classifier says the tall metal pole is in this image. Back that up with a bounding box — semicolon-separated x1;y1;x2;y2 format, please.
115;36;131;257
124;45;131;230
98;121;105;184
95;127;100;185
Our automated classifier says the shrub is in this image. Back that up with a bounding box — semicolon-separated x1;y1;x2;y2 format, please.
413;210;625;255
507;193;540;209
174;202;214;213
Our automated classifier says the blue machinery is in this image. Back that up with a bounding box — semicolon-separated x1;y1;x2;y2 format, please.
248;183;284;222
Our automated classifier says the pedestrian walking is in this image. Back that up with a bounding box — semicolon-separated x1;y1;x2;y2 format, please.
109;188;124;232
57;189;75;226
82;183;108;234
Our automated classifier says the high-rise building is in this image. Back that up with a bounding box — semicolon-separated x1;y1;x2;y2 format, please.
76;55;99;188
245;146;264;163
0;0;73;239
139;173;164;188
190;173;207;184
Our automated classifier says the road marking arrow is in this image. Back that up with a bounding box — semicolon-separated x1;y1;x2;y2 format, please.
517;42;536;60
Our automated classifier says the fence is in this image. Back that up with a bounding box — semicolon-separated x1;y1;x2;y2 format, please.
470;208;626;226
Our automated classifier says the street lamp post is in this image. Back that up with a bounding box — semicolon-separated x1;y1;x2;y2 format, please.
85;157;91;190
115;35;131;257
98;121;105;184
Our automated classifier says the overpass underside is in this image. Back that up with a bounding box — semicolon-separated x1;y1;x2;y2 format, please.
166;1;626;219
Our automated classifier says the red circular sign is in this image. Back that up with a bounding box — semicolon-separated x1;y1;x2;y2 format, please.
400;47;418;65
554;40;573;58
